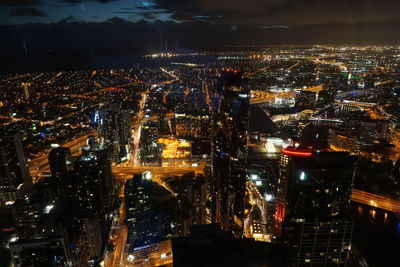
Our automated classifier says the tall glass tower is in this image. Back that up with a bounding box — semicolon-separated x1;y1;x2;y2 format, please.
276;141;357;266
210;69;250;236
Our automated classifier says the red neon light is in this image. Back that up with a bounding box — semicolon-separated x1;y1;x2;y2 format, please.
274;201;285;223
281;148;312;157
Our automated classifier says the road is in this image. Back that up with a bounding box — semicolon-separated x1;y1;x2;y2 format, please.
112;165;205;180
351;189;400;212
105;78;189;267
244;180;270;242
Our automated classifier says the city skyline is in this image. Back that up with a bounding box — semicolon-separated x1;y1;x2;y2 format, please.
1;2;400;266
2;1;400;74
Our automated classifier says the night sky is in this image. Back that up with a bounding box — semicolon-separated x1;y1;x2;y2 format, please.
1;0;400;27
1;0;400;73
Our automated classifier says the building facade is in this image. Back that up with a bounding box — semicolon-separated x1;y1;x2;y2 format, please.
276;145;357;266
210;69;250;236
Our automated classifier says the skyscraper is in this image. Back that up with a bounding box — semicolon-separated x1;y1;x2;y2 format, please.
48;140;115;266
210;69;250;236
49;147;73;196
125;172;186;253
99;98;132;162
21;82;33;100
275;141;357;266
73;144;115;217
0;132;31;203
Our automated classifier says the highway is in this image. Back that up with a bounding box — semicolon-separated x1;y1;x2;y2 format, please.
112;165;205;180
351;189;400;212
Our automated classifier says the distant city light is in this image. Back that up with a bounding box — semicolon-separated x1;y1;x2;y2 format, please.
144;171;152;180
9;236;18;243
251;174;259;180
93;111;99;123
300;171;306;181
264;194;273;201
127;254;135;262
43;204;54;214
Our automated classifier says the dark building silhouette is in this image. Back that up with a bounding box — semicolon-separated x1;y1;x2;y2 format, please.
210;69;250;236
10;237;71;267
47;140;116;266
48;147;73;196
9;195;88;267
0;132;31;203
172;224;287;267
275;132;357;266
125;173;187;252
99;97;132;162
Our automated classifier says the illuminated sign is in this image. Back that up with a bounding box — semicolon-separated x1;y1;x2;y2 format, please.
281;148;312;157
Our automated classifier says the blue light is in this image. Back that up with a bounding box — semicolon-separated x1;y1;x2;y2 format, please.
39;132;45;138
299;171;306;181
93;111;99;124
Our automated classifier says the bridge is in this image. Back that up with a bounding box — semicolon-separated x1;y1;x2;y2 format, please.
334;100;377;109
112;164;205;180
351;189;400;213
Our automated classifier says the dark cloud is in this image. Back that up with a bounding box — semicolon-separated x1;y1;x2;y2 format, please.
260;25;289;30
58;15;80;23
134;5;157;10
61;0;121;4
0;0;41;6
2;18;400;74
170;12;195;21
107;17;129;23
9;7;46;16
152;0;400;25
141;12;156;20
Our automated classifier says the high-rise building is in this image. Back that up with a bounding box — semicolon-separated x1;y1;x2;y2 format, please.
164;173;208;225
125;173;186;252
172;224;287;267
49;147;73;196
9;194;88;267
99;100;132;162
10;236;71;267
139;121;162;166
21;83;33;99
0;132;31;203
210;69;250;236
275;143;357;266
48;140;115;266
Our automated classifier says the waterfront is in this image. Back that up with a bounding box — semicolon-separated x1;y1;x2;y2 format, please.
351;203;400;267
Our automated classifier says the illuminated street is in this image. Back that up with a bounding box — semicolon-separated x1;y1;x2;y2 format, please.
351;189;400;213
3;42;400;267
